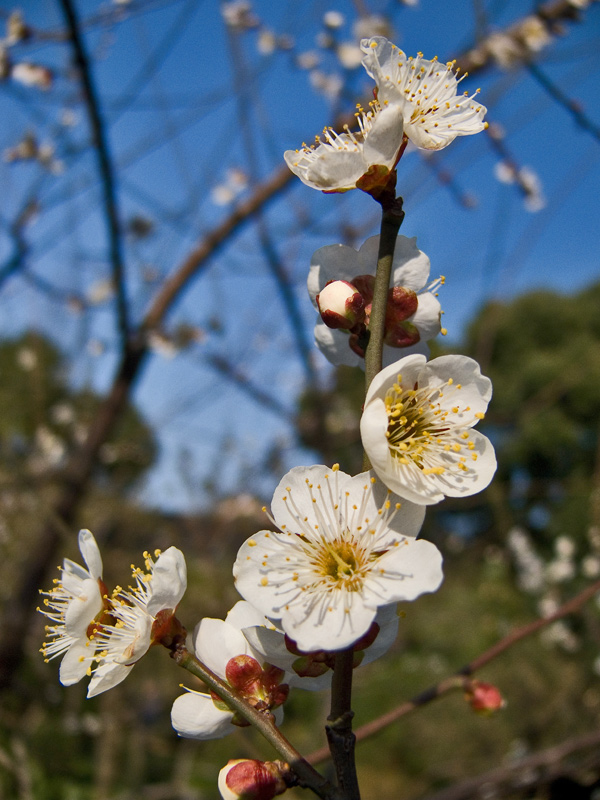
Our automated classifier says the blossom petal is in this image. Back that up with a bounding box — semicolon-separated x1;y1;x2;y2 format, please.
308;244;361;305
194;618;254;677
64;578;103;636
270;465;355;535
87;661;133;698
390;236;431;290
313;323;362;367
146;547;187;617
171;691;233;740
283;590;378;652
409;292;441;341
284;142;366;192
362;539;443;604
78;529;103;580
361;103;404;168
360;604;399;667
59;641;96;686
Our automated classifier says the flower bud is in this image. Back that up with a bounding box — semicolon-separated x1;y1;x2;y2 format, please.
218;759;289;800
465;681;505;715
316;280;365;330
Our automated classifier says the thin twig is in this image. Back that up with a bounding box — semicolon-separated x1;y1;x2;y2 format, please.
307;578;600;764
59;0;130;348
418;727;600;800
172;643;340;800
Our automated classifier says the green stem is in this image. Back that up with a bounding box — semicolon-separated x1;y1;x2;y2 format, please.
362;198;405;471
171;644;340;800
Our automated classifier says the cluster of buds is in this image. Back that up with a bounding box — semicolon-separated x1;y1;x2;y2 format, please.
213;655;289;727
316;275;420;358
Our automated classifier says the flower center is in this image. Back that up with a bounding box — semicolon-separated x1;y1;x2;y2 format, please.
312;537;368;592
385;378;440;468
384;373;481;476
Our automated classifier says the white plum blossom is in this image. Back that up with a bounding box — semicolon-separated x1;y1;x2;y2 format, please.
284;101;404;192
308;234;442;368
171;602;288;740
233;465;442;652
39;529;106;686
360;354;496;505
360;37;487;150
87;547;187;697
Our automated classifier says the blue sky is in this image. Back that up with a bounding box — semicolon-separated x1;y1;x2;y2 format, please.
1;0;599;509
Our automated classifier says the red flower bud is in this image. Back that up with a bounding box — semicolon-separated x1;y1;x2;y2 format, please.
465;681;505;715
218;759;289;800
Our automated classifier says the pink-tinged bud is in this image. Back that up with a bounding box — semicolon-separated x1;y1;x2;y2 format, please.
465;681;505;715
383;287;421;348
316;280;365;330
218;759;289;800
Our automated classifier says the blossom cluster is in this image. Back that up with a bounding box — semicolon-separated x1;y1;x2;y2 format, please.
39;35;497;800
39;530;187;697
285;36;487;193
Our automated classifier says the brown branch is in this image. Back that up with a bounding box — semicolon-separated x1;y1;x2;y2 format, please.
454;0;600;74
307;578;600;765
59;0;130;348
0;166;293;690
418;727;600;800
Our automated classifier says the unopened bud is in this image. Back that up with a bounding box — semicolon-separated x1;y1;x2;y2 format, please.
465;681;505;715
316;280;365;330
218;759;289;800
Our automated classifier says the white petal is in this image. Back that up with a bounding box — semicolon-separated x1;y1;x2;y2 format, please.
87;661;133;698
365;353;427;405
390;237;431;291
78;529;103;580
194;618;253;676
360;605;399;666
59;641;95;686
361;103;404;169
270;465;355;535
61;559;90;594
360;396;393;467
410;292;441;341
314;322;362;367
171;691;233;740
422;355;492;410
64;578;103;636
284;145;366;191
308;244;361;302
363;539;443;603
282;591;377;652
234;531;292;619
146;547;187;616
432;430;496;498
225;600;274;631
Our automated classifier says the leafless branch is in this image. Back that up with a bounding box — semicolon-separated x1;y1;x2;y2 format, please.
307;578;600;764
59;0;131;348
